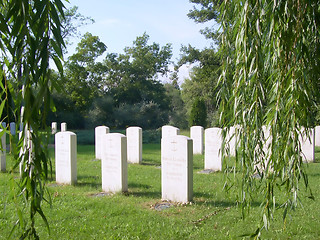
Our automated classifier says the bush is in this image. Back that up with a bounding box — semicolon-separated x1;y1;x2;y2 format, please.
113;101;169;129
189;98;207;127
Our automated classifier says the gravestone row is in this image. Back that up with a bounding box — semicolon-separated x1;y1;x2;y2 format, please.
1;122;318;204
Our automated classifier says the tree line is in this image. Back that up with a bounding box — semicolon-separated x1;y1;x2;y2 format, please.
48;28;221;129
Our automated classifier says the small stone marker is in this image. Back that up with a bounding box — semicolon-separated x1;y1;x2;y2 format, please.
190;126;204;155
10;122;16;136
51;122;57;134
315;126;320;147
101;133;128;193
300;128;315;163
61;122;67;132
204;127;222;171
161;135;193;203
55;131;77;185
95;126;110;160
0;129;6;172
126;126;142;164
161;125;180;139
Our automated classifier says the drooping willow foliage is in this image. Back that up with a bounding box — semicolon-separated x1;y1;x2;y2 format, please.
0;0;65;238
218;0;319;236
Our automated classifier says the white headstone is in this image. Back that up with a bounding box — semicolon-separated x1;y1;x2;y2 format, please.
61;122;67;132
51;122;57;134
101;133;128;193
10;122;16;135
300;128;315;163
161;125;179;139
0;129;6;172
204;127;222;171
190;126;204;155
95;126;110;160
19;130;34;176
55;131;77;184
126;127;142;164
161;135;193;203
315;126;320;147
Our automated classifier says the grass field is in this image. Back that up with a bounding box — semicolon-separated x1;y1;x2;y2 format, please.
0;140;319;239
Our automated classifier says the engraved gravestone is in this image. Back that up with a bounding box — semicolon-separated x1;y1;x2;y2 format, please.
161;135;193;203
61;122;67;132
126;127;142;164
101;133;128;193
55;131;77;184
204;127;222;171
0;129;6;172
190;126;204;155
95;126;110;160
52;122;57;134
161;125;180;139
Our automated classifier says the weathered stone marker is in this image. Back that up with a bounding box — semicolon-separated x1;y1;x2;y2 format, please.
204;127;222;171
161;135;193;203
161;125;179;139
0;129;6;172
51;122;57;134
61;122;67;132
55;131;77;185
95;126;110;160
101;133;128;193
190;126;204;155
126;126;142;164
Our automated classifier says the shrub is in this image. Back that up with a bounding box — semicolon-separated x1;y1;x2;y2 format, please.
189;98;207;127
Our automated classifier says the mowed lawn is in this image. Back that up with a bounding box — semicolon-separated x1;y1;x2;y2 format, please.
0;141;319;239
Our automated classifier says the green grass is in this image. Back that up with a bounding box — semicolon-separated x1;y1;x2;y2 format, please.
0;146;319;239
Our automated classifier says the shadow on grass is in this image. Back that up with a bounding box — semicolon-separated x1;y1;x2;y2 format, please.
128;182;161;199
193;191;279;208
75;175;101;188
141;161;160;167
129;190;161;199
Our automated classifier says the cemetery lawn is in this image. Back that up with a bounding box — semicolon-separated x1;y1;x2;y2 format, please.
0;145;319;239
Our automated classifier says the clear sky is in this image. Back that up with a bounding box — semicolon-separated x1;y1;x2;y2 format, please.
65;0;215;81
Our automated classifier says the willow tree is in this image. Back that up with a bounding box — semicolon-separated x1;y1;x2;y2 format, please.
0;0;65;238
218;0;319;237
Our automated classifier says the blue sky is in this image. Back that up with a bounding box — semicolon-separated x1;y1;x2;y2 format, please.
65;0;215;81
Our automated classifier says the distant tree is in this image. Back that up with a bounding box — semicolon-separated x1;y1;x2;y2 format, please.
189;98;207;127
179;46;220;126
103;33;172;127
104;33;172;108
164;83;188;129
60;6;95;50
64;32;107;113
